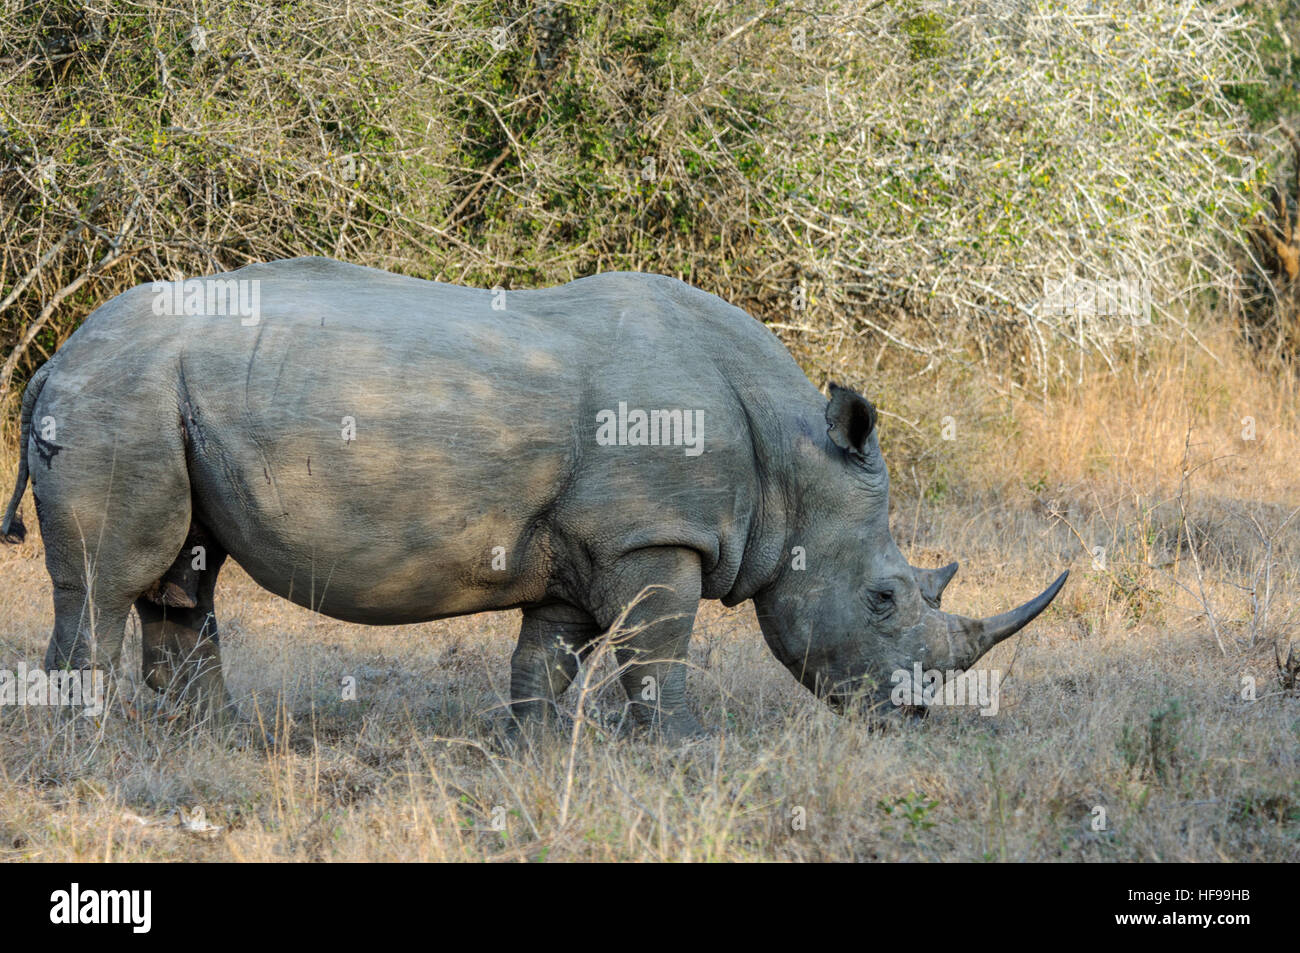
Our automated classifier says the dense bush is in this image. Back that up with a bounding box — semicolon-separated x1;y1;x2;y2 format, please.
0;0;1281;412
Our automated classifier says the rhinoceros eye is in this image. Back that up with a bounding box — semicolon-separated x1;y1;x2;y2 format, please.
866;588;895;614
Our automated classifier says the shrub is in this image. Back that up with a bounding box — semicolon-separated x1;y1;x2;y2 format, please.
0;0;1276;412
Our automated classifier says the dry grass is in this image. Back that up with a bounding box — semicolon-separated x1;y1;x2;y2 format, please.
1;338;1298;861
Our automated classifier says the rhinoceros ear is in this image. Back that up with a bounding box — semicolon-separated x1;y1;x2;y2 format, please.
825;383;878;460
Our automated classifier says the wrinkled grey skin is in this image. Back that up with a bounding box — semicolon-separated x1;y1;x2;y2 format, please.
1;257;1065;738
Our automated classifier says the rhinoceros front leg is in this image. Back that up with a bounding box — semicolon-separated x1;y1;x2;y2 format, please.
509;603;601;727
596;547;704;741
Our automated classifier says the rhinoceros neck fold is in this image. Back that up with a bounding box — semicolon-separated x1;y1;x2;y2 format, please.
713;381;826;606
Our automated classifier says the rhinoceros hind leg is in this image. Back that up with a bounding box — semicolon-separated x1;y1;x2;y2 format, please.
39;501;190;678
32;385;193;682
44;583;134;676
136;525;232;720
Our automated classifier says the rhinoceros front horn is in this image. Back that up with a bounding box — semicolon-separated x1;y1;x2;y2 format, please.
934;571;1069;670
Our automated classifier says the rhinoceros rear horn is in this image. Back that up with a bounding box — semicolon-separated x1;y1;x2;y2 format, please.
944;571;1068;668
914;561;958;608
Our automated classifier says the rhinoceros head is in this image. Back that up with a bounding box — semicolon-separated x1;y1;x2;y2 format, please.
753;383;1067;714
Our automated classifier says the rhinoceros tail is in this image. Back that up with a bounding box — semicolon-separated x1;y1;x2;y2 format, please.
2;362;51;544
